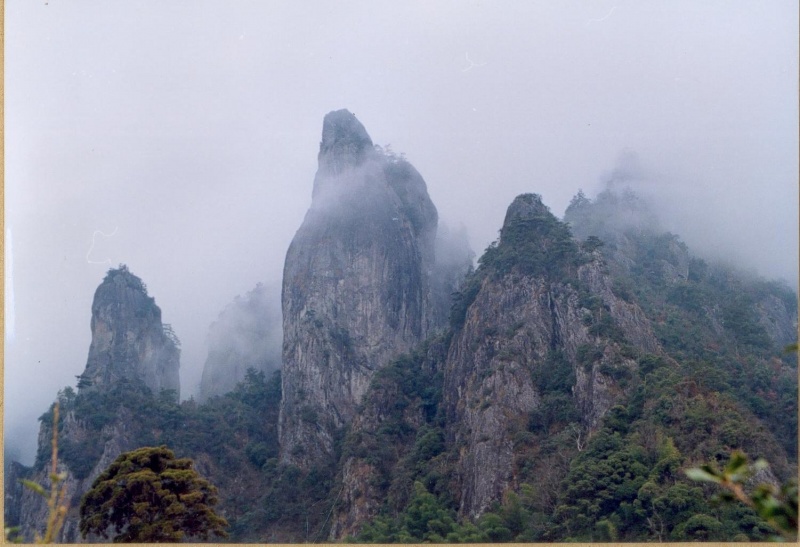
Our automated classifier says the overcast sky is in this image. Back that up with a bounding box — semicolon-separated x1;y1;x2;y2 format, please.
5;1;798;464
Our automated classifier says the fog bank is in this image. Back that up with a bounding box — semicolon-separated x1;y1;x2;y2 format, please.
5;1;796;464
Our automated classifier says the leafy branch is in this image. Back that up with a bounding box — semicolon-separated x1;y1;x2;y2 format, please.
686;450;797;542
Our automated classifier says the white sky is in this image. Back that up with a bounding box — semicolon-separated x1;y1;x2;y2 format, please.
4;0;798;463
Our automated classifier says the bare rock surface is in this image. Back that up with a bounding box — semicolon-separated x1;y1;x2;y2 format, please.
80;265;180;396
279;110;447;468
9;267;179;542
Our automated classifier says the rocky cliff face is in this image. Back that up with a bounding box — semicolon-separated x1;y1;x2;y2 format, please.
199;282;282;401
11;118;796;543
756;293;798;349
330;194;664;535
330;338;448;539
565;187;798;354
6;396;142;543
12;406;140;543
79;265;180;397
7;267;180;542
279;109;448;468
4;461;28;532
442;194;660;519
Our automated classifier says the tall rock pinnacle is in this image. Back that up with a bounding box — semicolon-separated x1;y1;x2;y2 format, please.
8;266;181;543
79;265;180;397
279;110;440;468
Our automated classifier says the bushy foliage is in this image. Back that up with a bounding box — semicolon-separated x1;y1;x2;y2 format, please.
37;369;285;541
720;296;771;350
549;402;780;542
479;210;584;280
353;482;524;543
37;379;157;478
449;273;483;329
79;446;228;542
449;200;585;329
255;460;336;541
339;339;452;520
528;350;579;434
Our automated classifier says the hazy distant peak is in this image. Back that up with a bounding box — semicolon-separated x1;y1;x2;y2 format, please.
564;187;662;243
604;149;645;187
318;109;374;175
502;193;550;227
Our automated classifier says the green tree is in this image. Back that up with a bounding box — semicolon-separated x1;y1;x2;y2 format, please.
400;481;459;542
79;446;228;542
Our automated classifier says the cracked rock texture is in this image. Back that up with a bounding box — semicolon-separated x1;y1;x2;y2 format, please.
443;196;660;519
80;266;180;397
279;110;466;468
8;267;179;542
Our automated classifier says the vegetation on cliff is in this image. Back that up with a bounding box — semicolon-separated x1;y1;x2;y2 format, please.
344;189;796;542
8;186;796;542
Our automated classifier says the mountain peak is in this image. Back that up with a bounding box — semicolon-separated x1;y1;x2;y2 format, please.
317;109;374;175
502;193;550;228
80;265;180;396
281;110;452;469
100;264;148;293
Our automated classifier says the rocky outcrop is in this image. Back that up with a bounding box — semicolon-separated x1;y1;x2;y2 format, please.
8;267;180;542
12;404;140;543
330;338;448;539
443;194;658;520
79;265;180;397
8;129;796;542
4;461;29;533
567;187;798;355
279;109;446;468
329;194;663;531
577;257;660;354
755;293;798;350
199;282;282;401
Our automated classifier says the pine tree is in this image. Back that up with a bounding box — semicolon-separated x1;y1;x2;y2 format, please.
79;446;228;542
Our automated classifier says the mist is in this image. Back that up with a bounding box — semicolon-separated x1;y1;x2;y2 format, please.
198;281;283;402
5;1;797;464
586;149;799;288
